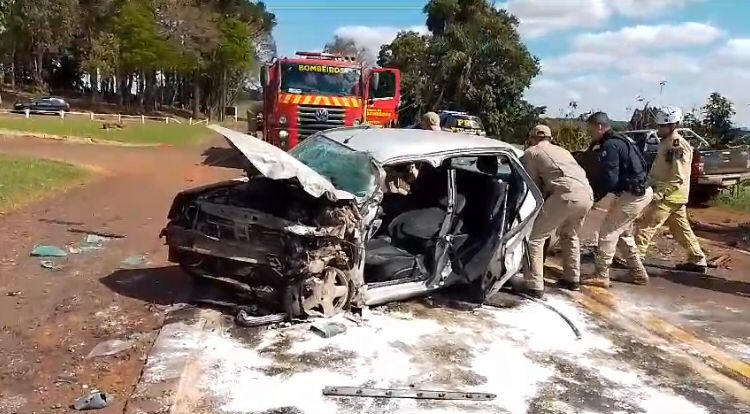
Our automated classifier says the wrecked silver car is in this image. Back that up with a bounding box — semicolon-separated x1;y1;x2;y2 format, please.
162;125;543;319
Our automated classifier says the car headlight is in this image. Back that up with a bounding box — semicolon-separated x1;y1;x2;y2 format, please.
278;116;288;125
279;130;289;139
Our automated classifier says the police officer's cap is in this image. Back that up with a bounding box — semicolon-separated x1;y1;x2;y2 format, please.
529;124;552;138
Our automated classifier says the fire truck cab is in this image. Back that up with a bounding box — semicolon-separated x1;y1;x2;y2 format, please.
258;51;400;149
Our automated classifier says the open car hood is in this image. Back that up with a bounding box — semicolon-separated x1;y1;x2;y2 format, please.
208;125;356;201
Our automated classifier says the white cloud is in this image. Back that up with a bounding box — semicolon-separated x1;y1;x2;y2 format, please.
528;37;750;125
500;0;706;38
610;0;704;17
717;38;750;65
542;52;617;75
502;0;611;38
573;22;724;52
541;22;721;79
333;25;428;58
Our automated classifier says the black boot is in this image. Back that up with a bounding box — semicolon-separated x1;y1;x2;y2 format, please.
521;288;545;299
675;262;707;273
557;279;581;291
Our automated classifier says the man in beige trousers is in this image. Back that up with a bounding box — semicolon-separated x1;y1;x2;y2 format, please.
521;125;594;298
579;112;652;287
635;106;708;272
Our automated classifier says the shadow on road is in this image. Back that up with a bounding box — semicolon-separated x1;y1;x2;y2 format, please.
645;264;750;298
202;146;247;169
100;265;193;305
580;251;750;298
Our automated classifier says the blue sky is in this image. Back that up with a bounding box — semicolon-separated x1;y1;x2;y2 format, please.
264;0;750;124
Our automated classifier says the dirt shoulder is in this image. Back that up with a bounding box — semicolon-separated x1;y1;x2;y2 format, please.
0;135;237;412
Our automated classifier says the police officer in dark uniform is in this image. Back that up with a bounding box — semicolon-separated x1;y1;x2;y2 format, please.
579;112;653;287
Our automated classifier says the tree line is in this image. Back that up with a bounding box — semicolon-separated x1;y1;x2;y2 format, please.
0;0;276;119
324;0;543;141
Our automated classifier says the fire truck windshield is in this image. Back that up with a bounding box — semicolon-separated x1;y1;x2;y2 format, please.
280;63;360;97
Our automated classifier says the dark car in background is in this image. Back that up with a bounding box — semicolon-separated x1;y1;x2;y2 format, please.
438;111;486;136
13;97;71;114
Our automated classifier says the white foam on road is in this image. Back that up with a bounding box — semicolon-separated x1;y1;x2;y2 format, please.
185;295;713;414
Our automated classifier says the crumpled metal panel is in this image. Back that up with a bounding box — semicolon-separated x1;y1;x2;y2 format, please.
208;125;355;201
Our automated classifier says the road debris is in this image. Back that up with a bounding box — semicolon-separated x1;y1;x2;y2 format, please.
69;228;126;239
85;234;110;244
30;245;67;258
73;391;111;410
6;291;22;296
310;321;347;338
235;310;286;327
54;373;77;385
120;255;148;269
38;218;85;226
40;260;63;271
708;254;732;269
86;338;136;358
322;386;496;401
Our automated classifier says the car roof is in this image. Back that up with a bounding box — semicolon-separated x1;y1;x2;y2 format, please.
439;111;476;118
322;127;519;163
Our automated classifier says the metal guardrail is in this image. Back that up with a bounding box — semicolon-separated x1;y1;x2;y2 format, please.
0;108;189;125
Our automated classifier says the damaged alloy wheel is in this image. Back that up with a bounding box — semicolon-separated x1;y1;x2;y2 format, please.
285;267;351;318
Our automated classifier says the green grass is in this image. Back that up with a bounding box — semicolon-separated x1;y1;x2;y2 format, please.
0;115;212;145
717;184;750;212
0;154;89;213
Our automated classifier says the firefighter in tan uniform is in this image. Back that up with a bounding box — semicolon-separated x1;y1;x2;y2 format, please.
635;106;707;272
579;112;652;287
521;125;594;298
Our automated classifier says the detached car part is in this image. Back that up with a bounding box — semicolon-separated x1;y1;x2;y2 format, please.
323;386;496;401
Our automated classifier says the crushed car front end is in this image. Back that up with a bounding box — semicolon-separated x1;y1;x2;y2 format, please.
161;126;381;319
163;178;363;318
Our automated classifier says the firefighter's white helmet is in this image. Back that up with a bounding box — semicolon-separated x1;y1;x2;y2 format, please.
655;106;683;125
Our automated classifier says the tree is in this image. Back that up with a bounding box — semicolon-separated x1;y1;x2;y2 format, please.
323;36;371;66
0;0;276;118
701;92;735;145
6;0;79;86
681;106;705;136
378;0;541;140
378;31;430;123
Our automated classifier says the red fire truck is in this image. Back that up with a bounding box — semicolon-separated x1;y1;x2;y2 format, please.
257;51;401;149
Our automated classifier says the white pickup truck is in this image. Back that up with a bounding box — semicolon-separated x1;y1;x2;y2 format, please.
623;128;750;203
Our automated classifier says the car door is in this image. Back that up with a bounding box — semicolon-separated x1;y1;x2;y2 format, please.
423;150;543;297
485;151;543;297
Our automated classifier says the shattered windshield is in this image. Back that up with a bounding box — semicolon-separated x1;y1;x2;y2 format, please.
280;63;361;96
289;135;377;197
